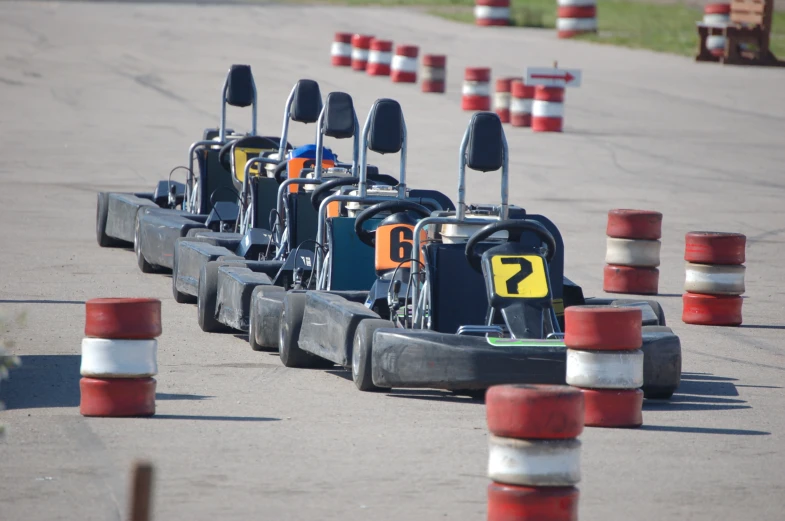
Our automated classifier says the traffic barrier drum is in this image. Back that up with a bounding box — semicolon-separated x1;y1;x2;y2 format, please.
367;39;393;76
531;86;564;132
80;298;161;417
682;231;746;326
350;34;374;71
475;0;511;26
703;3;731;56
565;306;644;428
485;384;583;521
331;32;353;67
462;68;491;111
421;54;446;93
510;80;534;127
494;78;516;123
391;45;418;83
603;209;662;295
557;0;598;38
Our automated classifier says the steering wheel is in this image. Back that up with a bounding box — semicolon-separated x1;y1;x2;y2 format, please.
464;219;557;272
353;200;432;247
310;177;360;211
275;159;317;185
218;136;281;171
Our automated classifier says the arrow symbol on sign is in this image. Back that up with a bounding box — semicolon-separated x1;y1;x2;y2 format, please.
530;71;575;83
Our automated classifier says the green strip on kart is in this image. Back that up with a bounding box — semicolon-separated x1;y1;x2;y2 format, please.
486;337;567;348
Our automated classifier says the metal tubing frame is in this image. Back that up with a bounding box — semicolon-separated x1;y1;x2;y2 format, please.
410;116;511;327
312;102;409;286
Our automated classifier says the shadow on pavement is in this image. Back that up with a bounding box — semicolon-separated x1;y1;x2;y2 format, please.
385;388;485;404
645;372;751;412
0;299;85;304
150;415;280;422
639;425;770;436
2;354;81;409
156;393;214;401
737;324;785;330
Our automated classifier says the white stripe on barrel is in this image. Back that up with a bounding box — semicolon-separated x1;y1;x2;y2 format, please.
367;39;393;76
350;34;374;71
475;0;511;26
605;238;662;268
331;33;353;67
391;45;418;83
510;80;534;127
488;436;582;487
684;262;745;295
462;67;492;111
421;54;446;93
80;338;158;378
557;0;597;38
531;86;564;132
565;349;644;389
494;78;516;123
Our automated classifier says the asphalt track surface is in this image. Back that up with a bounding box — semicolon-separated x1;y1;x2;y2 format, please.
1;1;785;520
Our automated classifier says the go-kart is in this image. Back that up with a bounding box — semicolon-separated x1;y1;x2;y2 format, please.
344;112;682;399
129;66;296;274
95;64;286;252
188;88;363;333
264;98;455;367
169;78;329;315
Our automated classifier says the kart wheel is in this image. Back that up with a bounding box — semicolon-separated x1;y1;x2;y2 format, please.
134;215;155;273
172;241;196;304
279;292;331;368
641;325;681;400
352;318;393;392
96;192;120;247
250;285;286;352
197;262;230;333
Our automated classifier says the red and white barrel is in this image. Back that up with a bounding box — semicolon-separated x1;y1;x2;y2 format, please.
557;0;598;38
350;34;374;71
486;384;583;520
475;0;511;26
510;80;534;127
391;45;418;83
421;54;446;93
704;3;731;56
531;86;564;132
603;209;662;295
462;67;492;111
565;306;644;428
80;298;161;417
367;39;393;76
331;33;353;67
494;78;516;123
682;231;746;326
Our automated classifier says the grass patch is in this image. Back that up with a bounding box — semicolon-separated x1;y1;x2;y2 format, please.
281;0;785;58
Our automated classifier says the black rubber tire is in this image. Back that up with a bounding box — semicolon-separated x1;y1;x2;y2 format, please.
352;318;394;392
197;262;231;333
279;292;332;368
96;192;120;247
249;285;286;352
641;325;681;400
172;241;196;304
134;214;155;273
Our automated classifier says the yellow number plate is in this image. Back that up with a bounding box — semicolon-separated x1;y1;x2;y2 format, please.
491;254;549;299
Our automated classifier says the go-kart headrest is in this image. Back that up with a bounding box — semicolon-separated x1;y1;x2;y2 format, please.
465;112;504;172
367;98;403;154
226;64;254;108
290;79;323;123
323;92;355;139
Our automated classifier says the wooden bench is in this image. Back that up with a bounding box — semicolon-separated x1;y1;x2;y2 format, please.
696;0;784;66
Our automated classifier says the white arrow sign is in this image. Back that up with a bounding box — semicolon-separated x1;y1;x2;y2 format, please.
525;67;582;88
